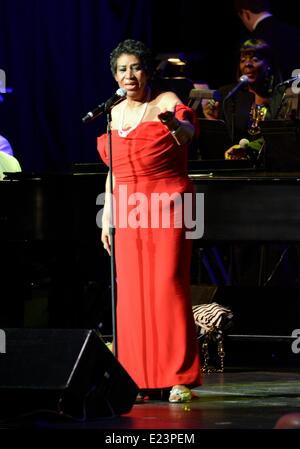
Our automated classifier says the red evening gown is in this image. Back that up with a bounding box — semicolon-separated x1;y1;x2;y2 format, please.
97;104;201;389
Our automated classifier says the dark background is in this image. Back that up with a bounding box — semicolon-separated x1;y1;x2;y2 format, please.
0;0;299;173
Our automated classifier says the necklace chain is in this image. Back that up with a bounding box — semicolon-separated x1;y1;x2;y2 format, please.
118;89;151;138
248;103;268;135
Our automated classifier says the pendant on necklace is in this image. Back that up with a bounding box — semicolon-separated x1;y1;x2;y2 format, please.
118;89;150;138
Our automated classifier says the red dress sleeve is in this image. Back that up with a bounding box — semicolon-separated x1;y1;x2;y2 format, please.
174;103;200;138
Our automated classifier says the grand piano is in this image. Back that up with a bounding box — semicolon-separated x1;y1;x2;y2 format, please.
2;165;300;242
1;163;300;350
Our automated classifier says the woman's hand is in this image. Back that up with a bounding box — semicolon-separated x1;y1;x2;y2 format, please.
101;172;115;256
202;99;220;120
101;220;111;256
158;109;178;129
101;209;112;255
224;144;248;160
158;109;194;145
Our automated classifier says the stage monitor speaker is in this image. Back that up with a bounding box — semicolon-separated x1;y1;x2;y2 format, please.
0;328;138;420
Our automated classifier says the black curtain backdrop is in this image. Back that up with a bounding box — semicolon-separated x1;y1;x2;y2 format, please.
0;0;299;173
0;0;152;172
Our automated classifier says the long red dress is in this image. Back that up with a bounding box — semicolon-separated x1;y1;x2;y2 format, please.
97;103;201;389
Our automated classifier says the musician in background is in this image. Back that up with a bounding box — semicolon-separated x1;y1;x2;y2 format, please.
202;39;299;287
0;133;13;156
0;133;21;180
202;38;279;162
234;0;300;82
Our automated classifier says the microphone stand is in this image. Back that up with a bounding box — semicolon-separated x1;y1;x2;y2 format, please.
223;96;236;143
106;110;118;358
229;97;236;143
223;77;249;144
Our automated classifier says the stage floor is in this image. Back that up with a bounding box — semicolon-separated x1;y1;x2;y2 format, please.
2;367;300;433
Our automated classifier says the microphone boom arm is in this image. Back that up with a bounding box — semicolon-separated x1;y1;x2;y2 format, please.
82;88;127;123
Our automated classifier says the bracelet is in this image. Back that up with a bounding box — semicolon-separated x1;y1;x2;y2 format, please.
170;123;181;145
171;122;181;136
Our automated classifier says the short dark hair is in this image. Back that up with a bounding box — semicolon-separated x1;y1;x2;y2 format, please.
240;38;272;62
110;39;154;77
234;0;271;14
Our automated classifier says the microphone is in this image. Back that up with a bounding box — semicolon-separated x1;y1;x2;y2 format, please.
239;138;257;165
82;88;127;123
239;138;250;150
276;74;300;88
224;75;249;100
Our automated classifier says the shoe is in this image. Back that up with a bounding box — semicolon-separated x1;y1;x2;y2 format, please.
135;392;145;404
169;385;193;403
135;390;151;404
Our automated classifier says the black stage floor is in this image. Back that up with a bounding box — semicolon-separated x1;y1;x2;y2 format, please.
1;329;300;447
1;367;300;435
